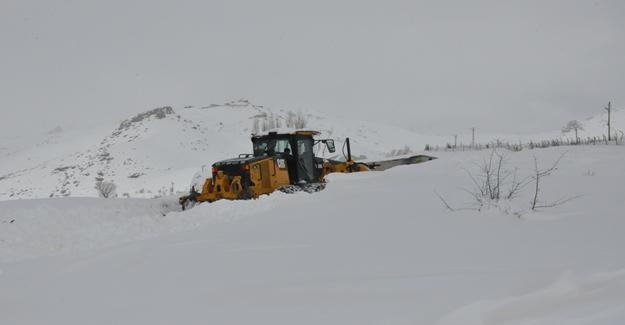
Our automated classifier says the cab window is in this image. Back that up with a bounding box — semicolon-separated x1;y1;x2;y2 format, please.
274;139;292;154
253;138;292;156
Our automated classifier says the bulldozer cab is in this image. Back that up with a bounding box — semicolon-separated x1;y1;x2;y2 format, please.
252;131;323;184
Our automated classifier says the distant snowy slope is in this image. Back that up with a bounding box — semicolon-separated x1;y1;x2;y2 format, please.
530;105;625;141
577;105;625;139
0;100;443;201
472;107;625;145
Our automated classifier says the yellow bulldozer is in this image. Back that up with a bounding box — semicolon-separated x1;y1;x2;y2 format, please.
179;130;435;210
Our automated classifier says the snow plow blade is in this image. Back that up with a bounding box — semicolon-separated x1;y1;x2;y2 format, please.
364;155;437;171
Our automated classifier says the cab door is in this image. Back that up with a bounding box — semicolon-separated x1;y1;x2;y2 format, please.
295;137;314;183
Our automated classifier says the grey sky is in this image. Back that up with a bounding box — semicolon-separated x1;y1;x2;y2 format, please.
1;0;624;137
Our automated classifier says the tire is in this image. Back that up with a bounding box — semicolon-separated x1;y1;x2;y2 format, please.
278;183;326;194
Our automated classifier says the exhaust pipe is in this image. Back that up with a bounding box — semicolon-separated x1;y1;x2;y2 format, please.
346;137;353;173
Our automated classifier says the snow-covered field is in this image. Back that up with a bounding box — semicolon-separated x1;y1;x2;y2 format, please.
1;145;624;324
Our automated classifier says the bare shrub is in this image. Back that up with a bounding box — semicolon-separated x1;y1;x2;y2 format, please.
530;153;580;210
285;111;307;129
95;181;117;198
252;110;308;133
463;150;530;209
252;119;261;134
386;145;413;157
437;150;577;214
257;113;280;131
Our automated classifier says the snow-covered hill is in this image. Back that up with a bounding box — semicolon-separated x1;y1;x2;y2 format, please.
524;105;625;143
0;100;443;201
576;105;625;139
1;145;624;324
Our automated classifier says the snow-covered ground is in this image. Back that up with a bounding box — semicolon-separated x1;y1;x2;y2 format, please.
1;145;624;324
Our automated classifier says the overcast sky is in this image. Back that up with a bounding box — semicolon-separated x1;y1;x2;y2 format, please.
1;0;624;137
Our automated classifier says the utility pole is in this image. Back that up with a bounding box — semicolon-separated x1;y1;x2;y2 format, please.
605;101;611;141
453;134;458;149
471;127;476;149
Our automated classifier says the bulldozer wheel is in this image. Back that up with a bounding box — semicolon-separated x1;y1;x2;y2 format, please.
278;183;327;194
301;183;326;193
238;181;254;200
181;199;197;211
180;186;200;211
278;185;301;194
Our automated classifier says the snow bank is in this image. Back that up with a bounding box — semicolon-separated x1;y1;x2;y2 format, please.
439;269;625;325
0;195;290;262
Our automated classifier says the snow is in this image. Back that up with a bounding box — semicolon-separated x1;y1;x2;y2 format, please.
1;145;624;324
439;269;625;325
252;127;318;136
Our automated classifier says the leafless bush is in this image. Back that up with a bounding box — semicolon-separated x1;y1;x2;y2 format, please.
285;111;308;129
252;119;261;134
254;113;280;132
386;145;413;157
252;110;308;134
95;181;117;198
463;150;530;209
262;113;277;131
530;153;580;210
436;150;578;214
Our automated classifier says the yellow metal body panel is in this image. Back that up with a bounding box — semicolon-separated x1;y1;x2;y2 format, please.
249;158;290;196
189;157;290;204
321;160;370;179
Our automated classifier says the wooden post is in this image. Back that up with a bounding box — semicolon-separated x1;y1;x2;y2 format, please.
605;101;611;141
471;127;476;149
